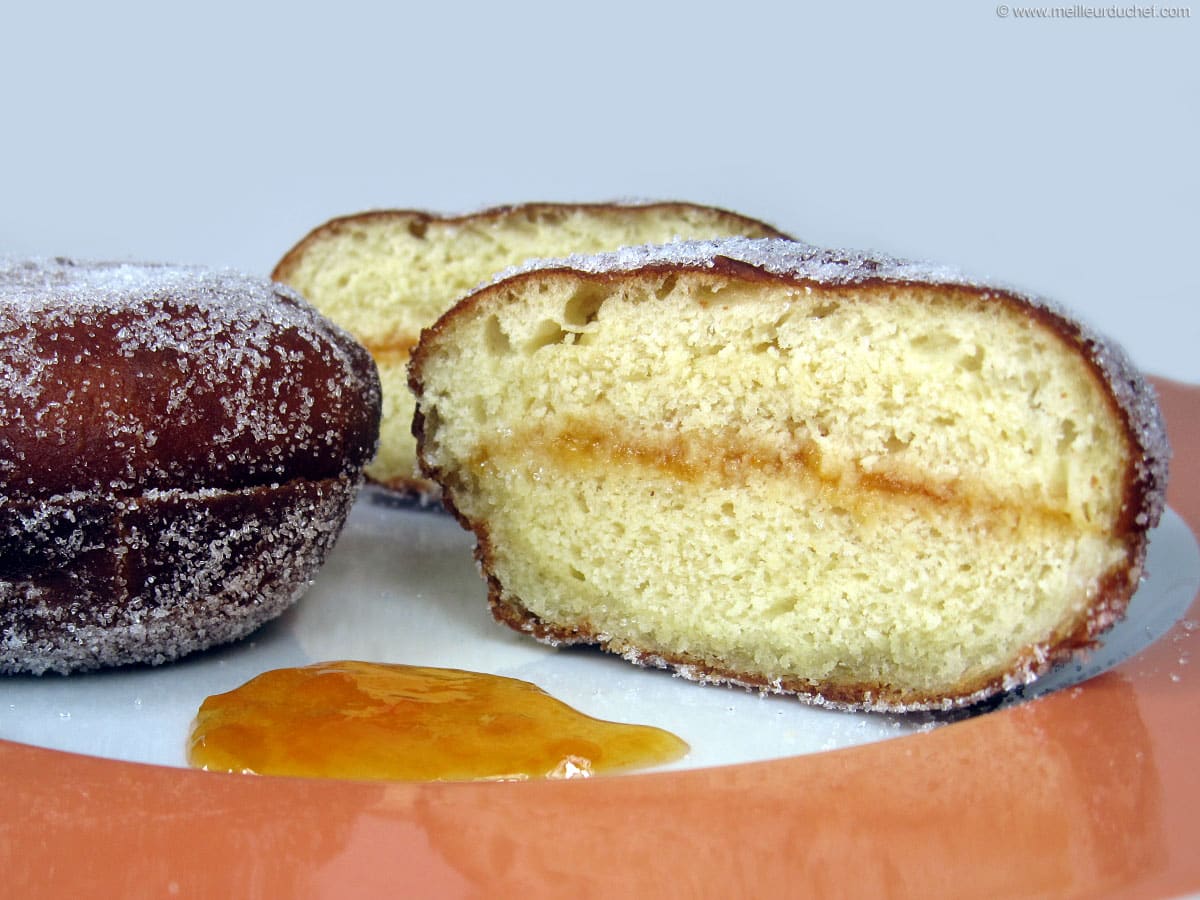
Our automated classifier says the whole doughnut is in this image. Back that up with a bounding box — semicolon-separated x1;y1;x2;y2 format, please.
0;258;381;674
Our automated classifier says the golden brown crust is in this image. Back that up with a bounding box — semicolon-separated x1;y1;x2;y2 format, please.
2;298;378;501
272;201;790;285
0;260;382;673
1;475;360;675
409;242;1168;710
279;202;788;502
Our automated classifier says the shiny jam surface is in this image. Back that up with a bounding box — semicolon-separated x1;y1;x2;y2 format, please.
188;660;689;781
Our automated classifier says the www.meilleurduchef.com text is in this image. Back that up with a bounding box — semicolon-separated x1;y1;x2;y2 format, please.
996;4;1191;16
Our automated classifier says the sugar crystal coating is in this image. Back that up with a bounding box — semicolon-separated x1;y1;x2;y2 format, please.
1;258;381;674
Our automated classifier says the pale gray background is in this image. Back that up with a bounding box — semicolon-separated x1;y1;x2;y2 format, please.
2;1;1196;382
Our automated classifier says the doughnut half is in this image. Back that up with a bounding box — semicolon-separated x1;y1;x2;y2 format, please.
409;238;1169;710
273;202;787;501
0;259;381;674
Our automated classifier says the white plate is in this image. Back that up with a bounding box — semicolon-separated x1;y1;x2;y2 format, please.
3;490;1198;773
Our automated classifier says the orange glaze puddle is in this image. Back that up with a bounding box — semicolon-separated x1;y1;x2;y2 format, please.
187;661;689;782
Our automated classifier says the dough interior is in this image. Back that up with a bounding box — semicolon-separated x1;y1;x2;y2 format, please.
416;267;1142;706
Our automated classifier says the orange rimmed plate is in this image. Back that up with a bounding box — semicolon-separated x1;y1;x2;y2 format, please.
1;379;1197;900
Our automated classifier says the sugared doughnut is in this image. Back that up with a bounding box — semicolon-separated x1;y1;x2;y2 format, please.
408;237;1169;710
273;202;788;502
0;258;381;674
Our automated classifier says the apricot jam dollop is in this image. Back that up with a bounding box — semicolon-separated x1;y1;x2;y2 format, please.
188;660;688;781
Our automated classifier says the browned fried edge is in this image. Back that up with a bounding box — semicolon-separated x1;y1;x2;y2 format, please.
271;201;790;285
409;259;1165;710
274;202;789;500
